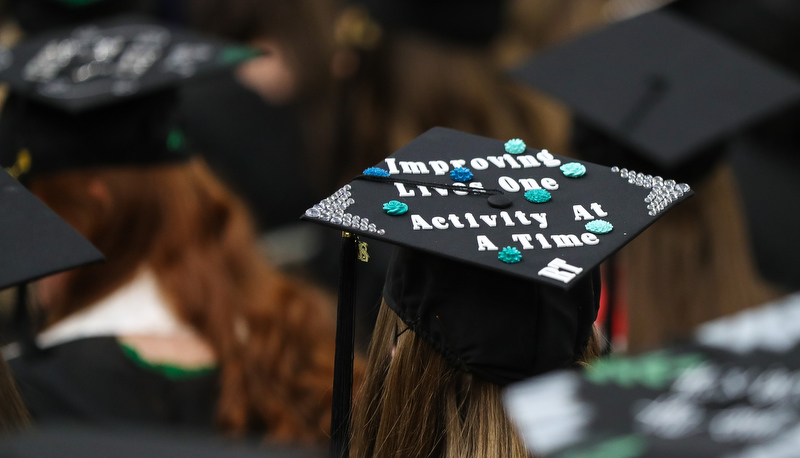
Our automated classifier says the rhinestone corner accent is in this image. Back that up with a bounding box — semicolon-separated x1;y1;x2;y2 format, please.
610;166;690;217
304;184;386;235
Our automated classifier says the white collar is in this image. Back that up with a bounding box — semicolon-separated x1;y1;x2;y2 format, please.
37;269;197;349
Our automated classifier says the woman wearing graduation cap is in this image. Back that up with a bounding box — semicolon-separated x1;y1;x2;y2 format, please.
0;18;340;443
513;10;786;350
303;128;690;457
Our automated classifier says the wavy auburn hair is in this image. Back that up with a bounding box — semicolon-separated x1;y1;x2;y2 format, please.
29;158;338;443
352;301;600;458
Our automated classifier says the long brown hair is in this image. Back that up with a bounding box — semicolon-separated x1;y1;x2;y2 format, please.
0;357;31;434
29;158;337;443
623;163;781;351
352;301;600;458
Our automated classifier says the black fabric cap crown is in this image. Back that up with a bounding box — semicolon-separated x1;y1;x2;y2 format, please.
512;10;800;177
384;247;601;386
354;0;508;46
302;127;692;383
0;16;260;176
0;169;103;290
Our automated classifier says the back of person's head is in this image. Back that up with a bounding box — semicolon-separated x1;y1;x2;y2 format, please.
350;247;602;458
335;1;545;180
30;160;339;442
352;303;530;458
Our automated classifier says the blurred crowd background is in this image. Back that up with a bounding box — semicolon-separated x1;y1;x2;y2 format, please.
0;0;797;455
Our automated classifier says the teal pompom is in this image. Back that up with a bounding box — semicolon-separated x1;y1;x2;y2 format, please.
383;200;409;216
585;220;613;234
450;167;473;182
504;138;526;155
498;246;522;264
560;162;587;178
524;189;551;203
363;167;391;177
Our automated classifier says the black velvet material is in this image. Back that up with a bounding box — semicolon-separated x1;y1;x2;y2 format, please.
383;247;600;386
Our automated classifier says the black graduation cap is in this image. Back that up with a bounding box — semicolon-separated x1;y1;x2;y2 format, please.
0;15;260;177
301;127;692;457
504;292;800;457
512;10;800;180
0;168;103;290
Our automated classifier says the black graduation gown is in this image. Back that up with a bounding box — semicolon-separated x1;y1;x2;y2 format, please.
8;336;219;431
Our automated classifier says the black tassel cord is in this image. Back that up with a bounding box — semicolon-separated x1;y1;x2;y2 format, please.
329;233;358;458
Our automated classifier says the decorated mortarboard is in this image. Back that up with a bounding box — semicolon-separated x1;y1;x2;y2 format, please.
303;127;692;290
301;127;692;457
504;292;800;458
512;10;800;179
0;169;103;290
0;15;260;177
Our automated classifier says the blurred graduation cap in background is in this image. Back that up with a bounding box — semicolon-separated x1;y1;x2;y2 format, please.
0;169;102;292
0;167;103;348
512;10;800;184
2;425;322;458
0;15;260;178
301;127;692;457
504;292;800;457
662;0;800;292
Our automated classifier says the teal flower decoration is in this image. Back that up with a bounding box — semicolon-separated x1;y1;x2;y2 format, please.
450;167;473;182
363;167;391;177
560;162;587;178
504;138;526;155
383;200;409;216
498;246;522;264
585;220;613;234
524;189;551;203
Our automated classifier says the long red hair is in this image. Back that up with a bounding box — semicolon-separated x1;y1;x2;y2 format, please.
30;158;338;443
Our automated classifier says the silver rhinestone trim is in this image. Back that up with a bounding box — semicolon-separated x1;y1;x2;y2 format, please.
304;184;386;235
610;166;690;217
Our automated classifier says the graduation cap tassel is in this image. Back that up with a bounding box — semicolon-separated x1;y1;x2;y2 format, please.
329;232;358;458
13;283;39;355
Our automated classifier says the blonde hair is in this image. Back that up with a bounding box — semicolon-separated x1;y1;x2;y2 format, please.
0;357;30;434
352;301;600;458
624;163;781;351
